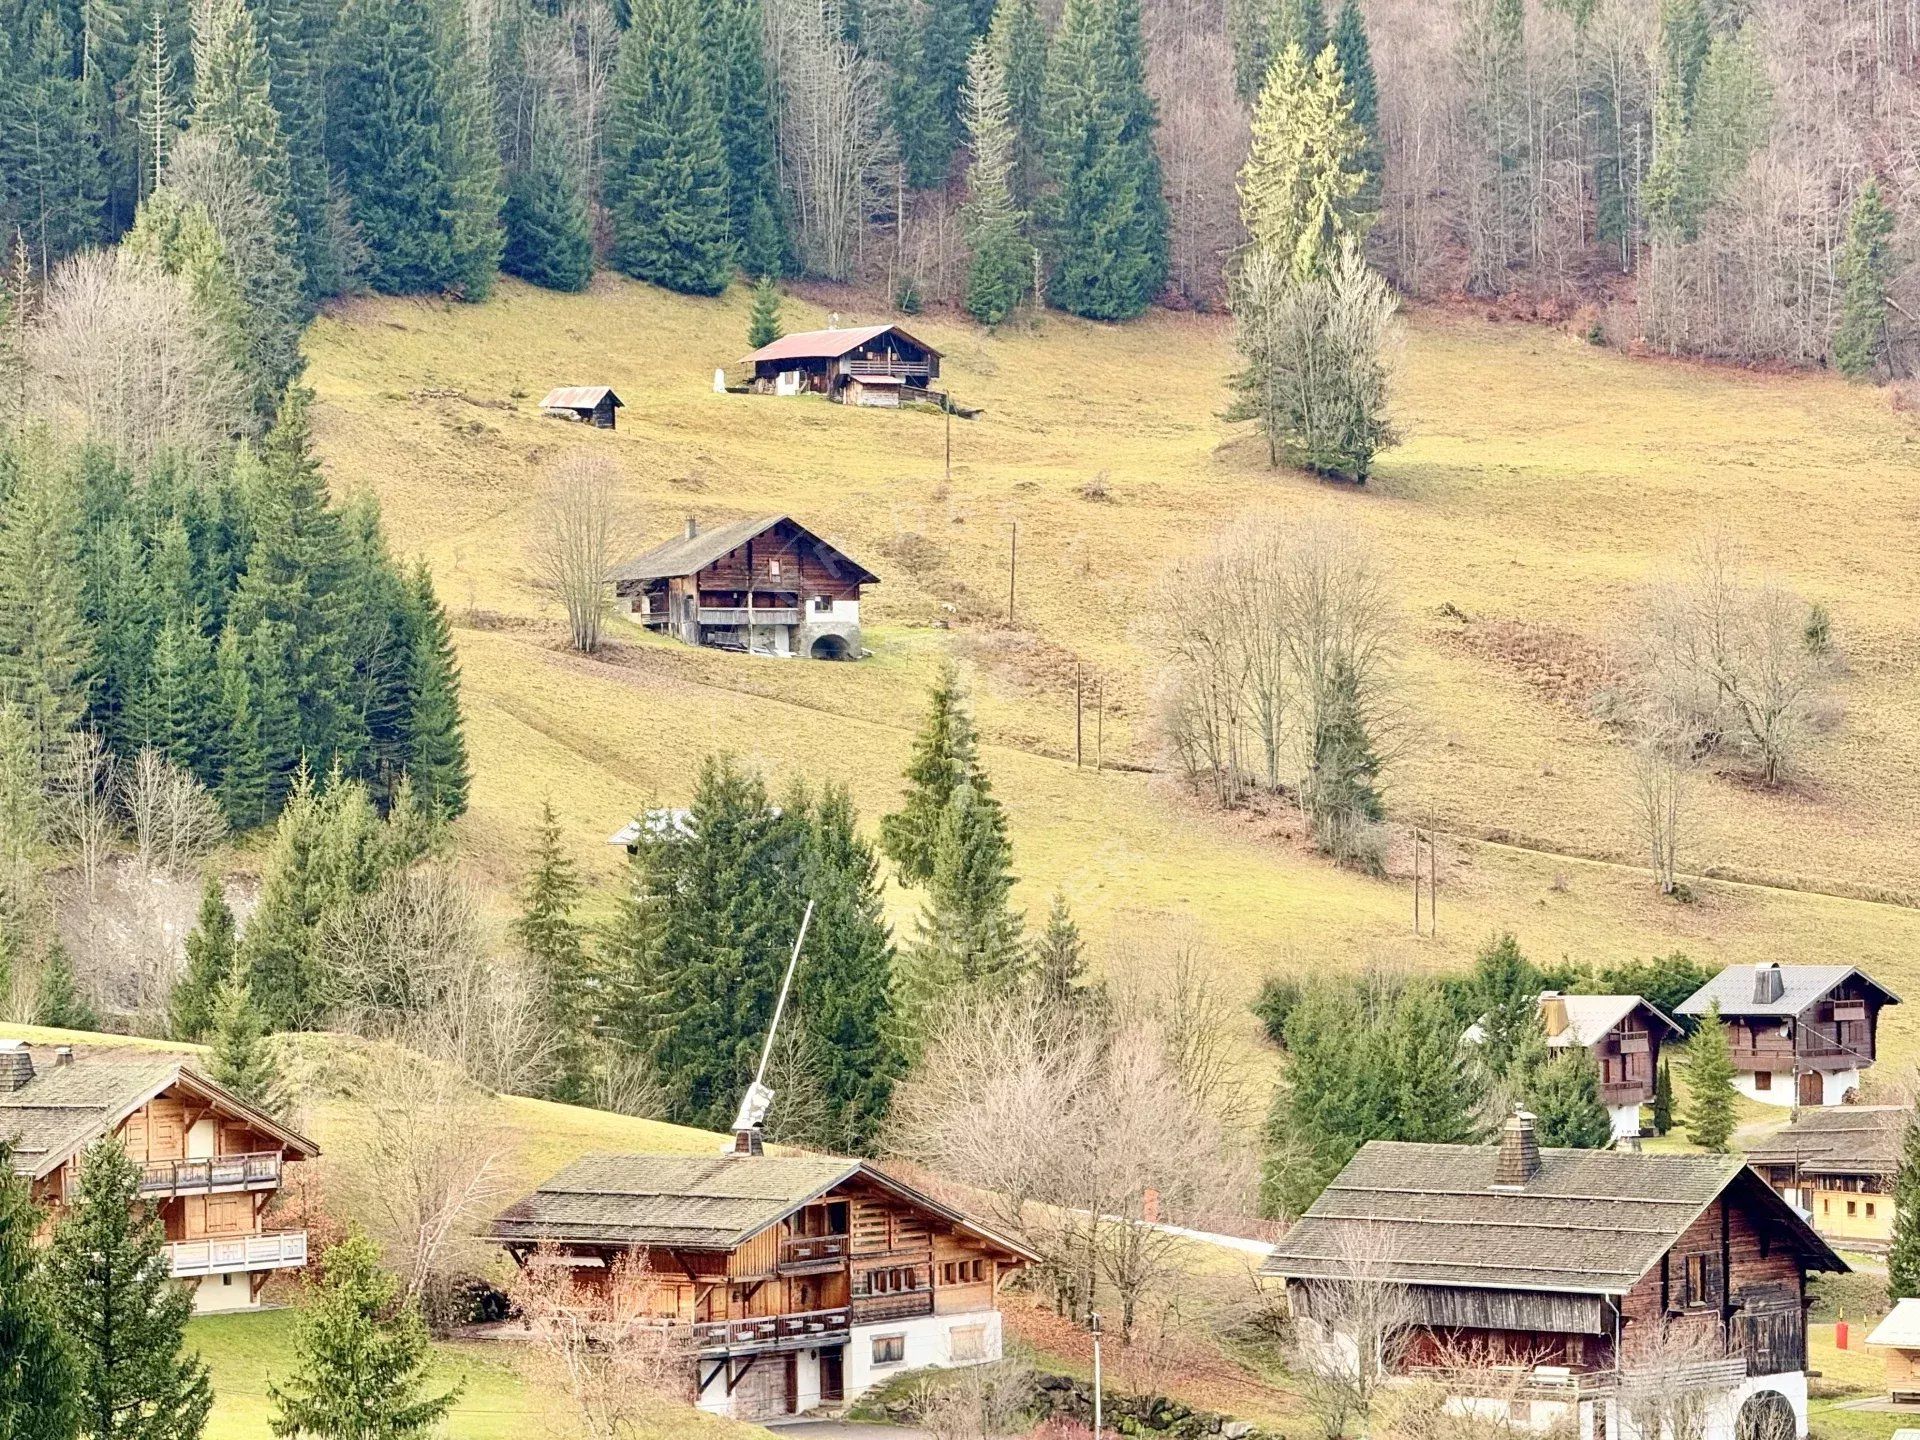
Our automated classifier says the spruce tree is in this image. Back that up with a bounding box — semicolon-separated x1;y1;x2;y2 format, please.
962;37;1031;326
169;875;236;1042
1889;1114;1920;1300
0;439;94;777
1470;932;1541;1080
747;276;783;349
1835;178;1896;380
605;0;735;296
1330;0;1380;198
1679;1000;1736;1151
0;15;107;269
1042;0;1168;320
47;1139;212;1440
250;0;336;296
212;624;267;827
268;1231;458;1439
1239;42;1368;285
0;1140;77;1440
513;800;590;1102
1525;1047;1613;1149
208;958;286;1118
880;661;999;885
987;0;1047;210
900;781;1026;1032
36;944;97;1031
328;0;502;297
1231;0;1325;102
237;767;329;1030
399;562;468;820
1652;1057;1675;1136
501;129;593;293
1032;889;1087;1011
793;783;900;1152
708;0;786;275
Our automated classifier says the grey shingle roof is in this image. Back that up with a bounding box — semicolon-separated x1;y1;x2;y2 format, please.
1743;1106;1909;1179
1546;995;1683;1048
1261;1141;1843;1296
1677;964;1901;1018
609;516;879;587
486;1152;1041;1261
0;1044;318;1180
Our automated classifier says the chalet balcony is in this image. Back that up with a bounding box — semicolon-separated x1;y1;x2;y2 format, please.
698;607;802;627
1598;1080;1652;1107
166;1230;308;1279
139;1153;282;1198
1412;1356;1746;1403
850;1289;935;1325
778;1235;849;1273
688;1307;850;1355
843;359;930;379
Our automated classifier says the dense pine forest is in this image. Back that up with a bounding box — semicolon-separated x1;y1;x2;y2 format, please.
3;0;1909;370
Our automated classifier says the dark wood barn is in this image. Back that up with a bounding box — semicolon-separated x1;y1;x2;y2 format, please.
1263;1110;1845;1438
742;325;942;407
611;515;878;660
539;386;624;429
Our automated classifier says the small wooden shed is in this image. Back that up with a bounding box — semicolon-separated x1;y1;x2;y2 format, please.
1867;1301;1920;1402
539;386;624;429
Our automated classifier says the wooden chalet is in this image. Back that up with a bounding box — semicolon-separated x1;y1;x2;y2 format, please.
539;386;624;429
742;324;942;407
1745;1106;1908;1250
611;515;878;661
0;1040;318;1312
487;1143;1037;1422
1263;1110;1845;1440
1866;1300;1920;1403
1542;993;1682;1140
1678;963;1900;1108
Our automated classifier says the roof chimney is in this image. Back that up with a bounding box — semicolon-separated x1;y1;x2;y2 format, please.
0;1041;33;1093
54;1046;74;1068
1540;991;1569;1041
685;515;699;541
1754;962;1784;1004
733;1127;764;1157
1492;1108;1541;1191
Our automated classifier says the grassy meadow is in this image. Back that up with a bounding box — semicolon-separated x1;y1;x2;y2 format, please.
301;275;1920;1066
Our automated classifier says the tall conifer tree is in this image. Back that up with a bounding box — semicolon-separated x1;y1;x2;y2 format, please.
513;800;590;1102
961;37;1031;325
1889;1115;1920;1300
169;874;237;1042
606;0;735;296
0;1140;77;1440
1835;179;1896;380
708;0;786;275
899;781;1025;1033
1679;1001;1736;1151
399;561;468;820
987;0;1046;210
880;661;1000;885
502;129;594;293
1042;0;1168;320
0;439;94;776
47;1140;212;1440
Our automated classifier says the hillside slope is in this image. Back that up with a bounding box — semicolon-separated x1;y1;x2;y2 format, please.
303;277;1920;1065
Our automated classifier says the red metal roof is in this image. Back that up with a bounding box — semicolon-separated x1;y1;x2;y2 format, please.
742;323;938;364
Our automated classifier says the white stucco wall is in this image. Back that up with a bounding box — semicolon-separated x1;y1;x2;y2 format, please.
1736;1068;1859;1107
847;1310;1004;1403
187;1272;259;1314
1450;1371;1807;1440
1608;1103;1644;1140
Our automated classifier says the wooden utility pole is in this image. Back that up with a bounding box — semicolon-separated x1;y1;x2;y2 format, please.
1007;521;1017;625
944;397;952;483
1095;675;1105;772
1075;663;1083;769
1412;829;1438;937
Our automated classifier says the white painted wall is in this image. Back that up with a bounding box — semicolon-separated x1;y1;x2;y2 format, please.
186;1117;216;1159
1736;1067;1859;1107
187;1272;258;1314
847;1310;1004;1403
1446;1372;1807;1440
806;598;860;622
1607;1103;1643;1141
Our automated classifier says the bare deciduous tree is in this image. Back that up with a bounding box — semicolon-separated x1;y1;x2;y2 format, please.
47;730;119;901
528;451;629;653
1627;713;1698;897
512;1246;696;1438
1290;1222;1417;1440
119;747;226;878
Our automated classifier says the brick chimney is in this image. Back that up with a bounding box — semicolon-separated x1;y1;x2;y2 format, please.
733;1127;764;1157
0;1041;34;1093
1540;992;1569;1041
1753;962;1784;1004
1492;1108;1540;1191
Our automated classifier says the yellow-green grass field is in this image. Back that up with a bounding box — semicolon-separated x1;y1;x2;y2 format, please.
302;277;1920;1065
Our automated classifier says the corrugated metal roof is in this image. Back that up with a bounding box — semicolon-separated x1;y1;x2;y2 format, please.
608;516;879;586
742;324;939;365
0;1044;318;1179
1744;1106;1909;1179
540;386;622;410
1677;965;1901;1018
1261;1140;1843;1296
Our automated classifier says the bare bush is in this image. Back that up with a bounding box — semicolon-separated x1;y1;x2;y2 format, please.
528;451;629;654
29;250;245;471
909;1358;1038;1440
1634;531;1834;786
1290;1223;1417;1440
512;1246;696;1438
119;748;227;878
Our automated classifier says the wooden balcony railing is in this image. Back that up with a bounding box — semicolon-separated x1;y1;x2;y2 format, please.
851;1289;935;1324
1412;1356;1746;1403
779;1235;848;1269
166;1230;307;1278
843;359;930;378
1598;1080;1652;1106
698;607;802;627
139;1153;281;1196
688;1307;850;1353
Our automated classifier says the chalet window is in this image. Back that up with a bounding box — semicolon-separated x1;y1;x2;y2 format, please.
950;1324;988;1361
1680;1254;1722;1308
1848;1201;1858;1217
769;559;783;578
1754;1070;1771;1091
873;1335;906;1366
1868;1203;1877;1219
813;595;833;612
